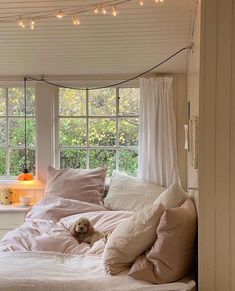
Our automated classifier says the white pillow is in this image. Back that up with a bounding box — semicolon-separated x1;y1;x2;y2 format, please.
104;171;166;211
154;183;189;209
103;203;165;275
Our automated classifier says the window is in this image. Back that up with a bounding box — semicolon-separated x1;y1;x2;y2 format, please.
0;88;36;177
57;88;140;176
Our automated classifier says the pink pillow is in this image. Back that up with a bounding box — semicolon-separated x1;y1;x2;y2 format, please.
129;199;197;283
44;166;107;204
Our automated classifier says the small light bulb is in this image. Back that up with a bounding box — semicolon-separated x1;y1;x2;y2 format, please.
72;16;80;25
102;7;106;14
57;10;64;19
140;1;144;6
30;19;35;30
94;6;98;13
155;0;159;2
112;6;117;16
18;17;25;28
159;0;164;2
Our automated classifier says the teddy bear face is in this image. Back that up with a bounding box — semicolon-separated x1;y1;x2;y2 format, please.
0;189;16;205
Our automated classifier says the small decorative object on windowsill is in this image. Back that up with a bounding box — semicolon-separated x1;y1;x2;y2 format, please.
0;189;17;205
18;77;34;181
19;195;32;206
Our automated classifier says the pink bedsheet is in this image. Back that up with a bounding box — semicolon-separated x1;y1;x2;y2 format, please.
0;196;133;254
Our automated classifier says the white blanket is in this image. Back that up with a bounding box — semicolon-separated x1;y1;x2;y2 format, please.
0;197;196;291
0;252;196;291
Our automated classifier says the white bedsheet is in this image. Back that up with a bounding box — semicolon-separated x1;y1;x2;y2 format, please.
0;251;196;291
0;197;196;291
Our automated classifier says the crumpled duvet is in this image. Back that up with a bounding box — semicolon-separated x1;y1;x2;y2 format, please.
0;196;133;254
0;196;196;291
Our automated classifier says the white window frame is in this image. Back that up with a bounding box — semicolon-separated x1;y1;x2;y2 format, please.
54;87;139;172
0;80;139;182
0;86;36;180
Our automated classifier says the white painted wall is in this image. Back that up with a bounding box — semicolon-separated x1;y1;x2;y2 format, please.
187;0;200;190
199;0;235;290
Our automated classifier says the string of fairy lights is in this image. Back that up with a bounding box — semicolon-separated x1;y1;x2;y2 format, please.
0;0;164;29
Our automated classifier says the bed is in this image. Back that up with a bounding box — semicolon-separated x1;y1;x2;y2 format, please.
0;169;197;291
0;196;196;291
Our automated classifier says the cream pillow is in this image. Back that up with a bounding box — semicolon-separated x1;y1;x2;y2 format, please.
44;166;107;204
104;171;166;211
129;199;197;284
154;183;189;209
103;203;165;275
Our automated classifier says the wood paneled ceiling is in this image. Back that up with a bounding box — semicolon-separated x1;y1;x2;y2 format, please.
0;0;195;76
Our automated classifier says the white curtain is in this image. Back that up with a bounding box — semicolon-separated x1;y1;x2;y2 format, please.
137;76;180;187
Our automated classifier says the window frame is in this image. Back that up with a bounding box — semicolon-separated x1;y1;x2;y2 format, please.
0;81;139;181
0;86;36;180
54;87;140;174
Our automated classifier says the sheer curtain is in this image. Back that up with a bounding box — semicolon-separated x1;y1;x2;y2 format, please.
137;76;180;187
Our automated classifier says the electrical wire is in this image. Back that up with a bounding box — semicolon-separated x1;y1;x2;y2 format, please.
26;45;193;91
23;76;27;171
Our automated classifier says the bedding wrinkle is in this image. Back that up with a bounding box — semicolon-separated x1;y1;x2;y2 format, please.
0;196;196;291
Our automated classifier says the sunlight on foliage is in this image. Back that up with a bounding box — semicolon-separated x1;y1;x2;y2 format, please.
119;118;139;146
9;118;36;147
0;118;7;145
59;87;140;176
89;88;116;116
8;88;35;116
119;88;139;116
0;88;36;176
89;119;116;146
60;118;86;146
0;89;6;116
0;148;7;175
59;89;86;116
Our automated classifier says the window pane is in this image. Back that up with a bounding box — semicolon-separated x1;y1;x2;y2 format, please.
0;148;7;175
60;149;86;169
10;148;35;176
0;89;6;116
59;89;86;116
0;118;7;145
119;149;138;176
119;118;139;146
89;149;116;176
9;118;36;146
119;88;140;116
8;88;35;116
89;119;116;146
60;118;86;146
89;88;116;116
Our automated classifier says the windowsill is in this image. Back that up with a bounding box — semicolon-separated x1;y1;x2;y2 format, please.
0;203;32;212
0;180;45;190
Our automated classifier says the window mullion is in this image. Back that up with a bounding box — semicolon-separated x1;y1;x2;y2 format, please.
6;88;10;176
54;88;60;169
86;88;89;169
116;88;119;171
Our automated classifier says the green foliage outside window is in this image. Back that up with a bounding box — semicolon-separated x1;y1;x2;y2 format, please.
59;87;140;176
0;87;140;177
0;88;36;176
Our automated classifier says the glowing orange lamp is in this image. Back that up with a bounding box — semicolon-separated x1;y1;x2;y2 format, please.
18;169;34;181
18;77;34;181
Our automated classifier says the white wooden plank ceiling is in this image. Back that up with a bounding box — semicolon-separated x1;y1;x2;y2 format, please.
0;0;195;76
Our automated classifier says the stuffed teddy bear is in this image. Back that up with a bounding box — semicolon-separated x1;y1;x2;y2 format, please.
0;189;17;205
